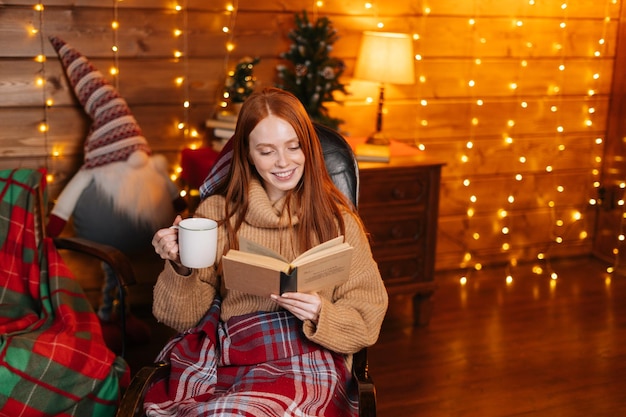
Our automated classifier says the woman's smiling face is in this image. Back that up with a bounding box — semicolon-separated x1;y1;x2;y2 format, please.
248;115;305;202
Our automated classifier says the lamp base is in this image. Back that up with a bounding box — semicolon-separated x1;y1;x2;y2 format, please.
365;131;390;146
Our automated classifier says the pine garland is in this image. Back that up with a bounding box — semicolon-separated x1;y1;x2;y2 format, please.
276;10;347;130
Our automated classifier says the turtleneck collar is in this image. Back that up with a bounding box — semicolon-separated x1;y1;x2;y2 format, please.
245;178;300;229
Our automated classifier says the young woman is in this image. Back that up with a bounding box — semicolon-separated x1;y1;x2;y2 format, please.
147;87;388;416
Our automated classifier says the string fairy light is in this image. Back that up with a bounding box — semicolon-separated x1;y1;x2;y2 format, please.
218;0;240;111
173;1;192;140
33;3;52;181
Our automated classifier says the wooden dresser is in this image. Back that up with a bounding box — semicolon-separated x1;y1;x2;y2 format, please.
357;156;444;326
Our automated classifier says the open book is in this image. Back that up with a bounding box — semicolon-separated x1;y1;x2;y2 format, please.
222;236;353;297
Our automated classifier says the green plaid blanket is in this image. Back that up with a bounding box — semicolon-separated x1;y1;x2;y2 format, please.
0;168;129;416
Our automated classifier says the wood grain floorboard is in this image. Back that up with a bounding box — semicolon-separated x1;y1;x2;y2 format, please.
370;256;625;417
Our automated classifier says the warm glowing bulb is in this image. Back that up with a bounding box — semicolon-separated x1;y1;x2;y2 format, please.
34;4;44;11
502;227;509;234
35;54;45;63
177;122;185;130
463;179;471;186
110;67;118;76
226;42;235;52
174;29;183;37
508;195;515;203
183;100;190;108
222;26;230;33
39;122;48;132
112;45;118;52
175;77;184;86
35;77;44;86
473;233;480;240
46;99;53;107
174;50;183;58
112;21;119;30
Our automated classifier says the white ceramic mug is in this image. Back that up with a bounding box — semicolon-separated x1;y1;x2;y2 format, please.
171;218;218;268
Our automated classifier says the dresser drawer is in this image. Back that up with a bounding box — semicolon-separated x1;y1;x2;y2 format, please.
376;254;425;282
359;168;430;207
361;210;425;246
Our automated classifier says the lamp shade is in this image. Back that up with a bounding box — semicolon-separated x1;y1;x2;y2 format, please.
354;31;415;85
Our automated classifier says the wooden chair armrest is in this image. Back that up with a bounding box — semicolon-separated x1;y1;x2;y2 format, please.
116;362;170;417
53;237;136;287
352;348;377;417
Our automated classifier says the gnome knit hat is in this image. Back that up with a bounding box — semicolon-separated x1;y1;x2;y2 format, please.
49;35;151;168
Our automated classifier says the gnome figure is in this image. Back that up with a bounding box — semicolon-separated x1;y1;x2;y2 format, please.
46;36;183;351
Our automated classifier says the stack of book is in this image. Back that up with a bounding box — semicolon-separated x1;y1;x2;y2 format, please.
206;111;237;140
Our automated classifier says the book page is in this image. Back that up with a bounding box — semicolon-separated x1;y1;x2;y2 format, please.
293;236;345;263
222;250;289;272
295;246;353;292
238;237;288;262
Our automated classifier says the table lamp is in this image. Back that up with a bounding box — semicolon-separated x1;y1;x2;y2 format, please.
354;31;415;146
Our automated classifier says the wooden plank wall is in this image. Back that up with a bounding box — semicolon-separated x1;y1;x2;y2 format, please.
0;0;622;272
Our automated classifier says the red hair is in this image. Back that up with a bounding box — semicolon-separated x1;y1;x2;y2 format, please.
214;87;355;253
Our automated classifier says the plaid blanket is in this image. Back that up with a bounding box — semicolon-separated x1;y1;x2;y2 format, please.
144;298;358;416
0;168;129;417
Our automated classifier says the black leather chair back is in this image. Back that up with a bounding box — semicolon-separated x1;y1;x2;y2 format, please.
314;123;359;207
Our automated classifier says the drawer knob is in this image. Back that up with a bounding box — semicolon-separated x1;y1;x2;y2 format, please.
392;188;406;199
390;226;403;238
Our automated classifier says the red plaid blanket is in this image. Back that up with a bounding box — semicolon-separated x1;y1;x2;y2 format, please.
144;298;358;416
0;168;129;417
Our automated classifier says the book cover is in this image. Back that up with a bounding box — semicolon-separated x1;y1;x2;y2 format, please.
222;236;353;297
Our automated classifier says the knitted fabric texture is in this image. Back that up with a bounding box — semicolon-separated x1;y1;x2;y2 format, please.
49;36;151;168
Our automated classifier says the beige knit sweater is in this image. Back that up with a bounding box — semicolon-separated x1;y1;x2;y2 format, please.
152;179;389;354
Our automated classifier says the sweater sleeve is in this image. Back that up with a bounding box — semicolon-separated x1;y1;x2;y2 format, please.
152;196;228;332
302;214;389;354
152;261;219;332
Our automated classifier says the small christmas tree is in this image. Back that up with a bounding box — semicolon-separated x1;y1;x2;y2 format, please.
276;11;347;130
224;56;260;104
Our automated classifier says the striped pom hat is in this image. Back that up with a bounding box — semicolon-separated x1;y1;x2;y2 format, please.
49;36;151;168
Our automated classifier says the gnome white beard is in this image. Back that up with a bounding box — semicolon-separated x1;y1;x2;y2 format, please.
91;154;176;230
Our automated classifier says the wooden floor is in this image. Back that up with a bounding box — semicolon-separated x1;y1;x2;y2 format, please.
370;256;626;417
74;254;625;417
